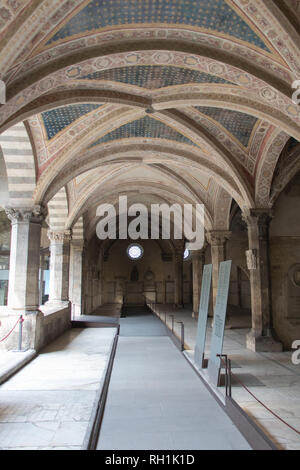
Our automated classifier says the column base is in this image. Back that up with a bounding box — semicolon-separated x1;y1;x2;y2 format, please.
246;331;283;352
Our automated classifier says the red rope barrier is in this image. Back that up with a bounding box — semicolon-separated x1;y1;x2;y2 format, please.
0;316;22;343
219;355;300;436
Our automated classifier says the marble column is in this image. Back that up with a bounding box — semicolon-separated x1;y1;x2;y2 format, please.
6;206;44;311
69;240;84;317
47;230;71;306
242;209;282;352
191;246;206;317
174;252;183;308
207;230;231;311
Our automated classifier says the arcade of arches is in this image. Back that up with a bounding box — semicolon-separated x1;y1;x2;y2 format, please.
0;0;300;357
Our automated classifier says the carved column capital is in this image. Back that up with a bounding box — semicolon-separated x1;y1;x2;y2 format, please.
5;205;45;225
242;209;273;238
206;230;231;247
48;230;72;243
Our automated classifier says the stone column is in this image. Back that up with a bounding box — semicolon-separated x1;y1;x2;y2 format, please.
6;206;44;311
191;246;206;317
174;252;183;308
69;240;84;317
242;209;282;352
207;231;231;311
47;230;71;306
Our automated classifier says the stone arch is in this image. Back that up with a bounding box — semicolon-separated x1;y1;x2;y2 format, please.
269;140;300;206
255;130;290;207
0;122;36;208
213;187;232;230
47;186;69;232
33;119;252;208
65;162;212;228
72;216;84;241
2;83;300;140
76;182;214;242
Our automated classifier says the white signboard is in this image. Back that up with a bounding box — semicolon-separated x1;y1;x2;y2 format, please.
208;260;232;386
194;264;212;368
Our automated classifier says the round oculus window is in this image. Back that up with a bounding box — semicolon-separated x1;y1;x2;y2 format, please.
127;244;143;260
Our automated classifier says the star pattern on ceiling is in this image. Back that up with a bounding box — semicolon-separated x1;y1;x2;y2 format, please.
195;107;258;147
46;0;270;52
79;65;236;89
89;115;197;148
42;104;102;140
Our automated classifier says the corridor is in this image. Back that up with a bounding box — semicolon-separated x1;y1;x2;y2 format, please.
96;307;251;450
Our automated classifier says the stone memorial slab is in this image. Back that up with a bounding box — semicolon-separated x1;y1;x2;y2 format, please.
194;264;212;368
208;260;232;386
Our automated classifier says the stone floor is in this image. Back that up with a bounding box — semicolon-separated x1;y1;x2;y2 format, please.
1;302;299;450
97;307;251;450
0;327;116;450
151;303;300;450
0;349;36;385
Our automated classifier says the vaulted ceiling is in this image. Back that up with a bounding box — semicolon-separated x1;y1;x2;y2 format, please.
0;0;299;240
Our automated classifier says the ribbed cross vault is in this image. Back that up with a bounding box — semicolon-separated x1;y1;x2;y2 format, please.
0;0;299;240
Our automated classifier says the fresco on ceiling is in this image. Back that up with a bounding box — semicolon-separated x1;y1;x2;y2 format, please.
79;65;236;88
42;104;102;140
47;0;270;52
196;106;258;147
89;115;197;148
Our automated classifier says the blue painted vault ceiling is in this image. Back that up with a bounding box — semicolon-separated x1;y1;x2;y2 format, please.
79;65;236;89
89;115;197;148
195;107;258;147
47;0;270;52
42;104;102;140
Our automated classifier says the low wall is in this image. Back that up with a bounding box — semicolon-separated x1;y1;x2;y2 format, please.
0;304;71;352
37;305;71;350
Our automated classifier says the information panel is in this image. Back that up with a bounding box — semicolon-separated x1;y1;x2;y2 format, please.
207;260;232;386
194;264;212;368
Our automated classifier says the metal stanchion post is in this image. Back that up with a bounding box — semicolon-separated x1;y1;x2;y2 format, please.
18;315;23;351
228;358;232;398
169;315;174;333
218;354;228;396
176;321;184;351
13;315;28;353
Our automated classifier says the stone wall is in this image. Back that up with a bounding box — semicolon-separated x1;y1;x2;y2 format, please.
37;305;71;350
83;238;192;311
270;173;300;349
